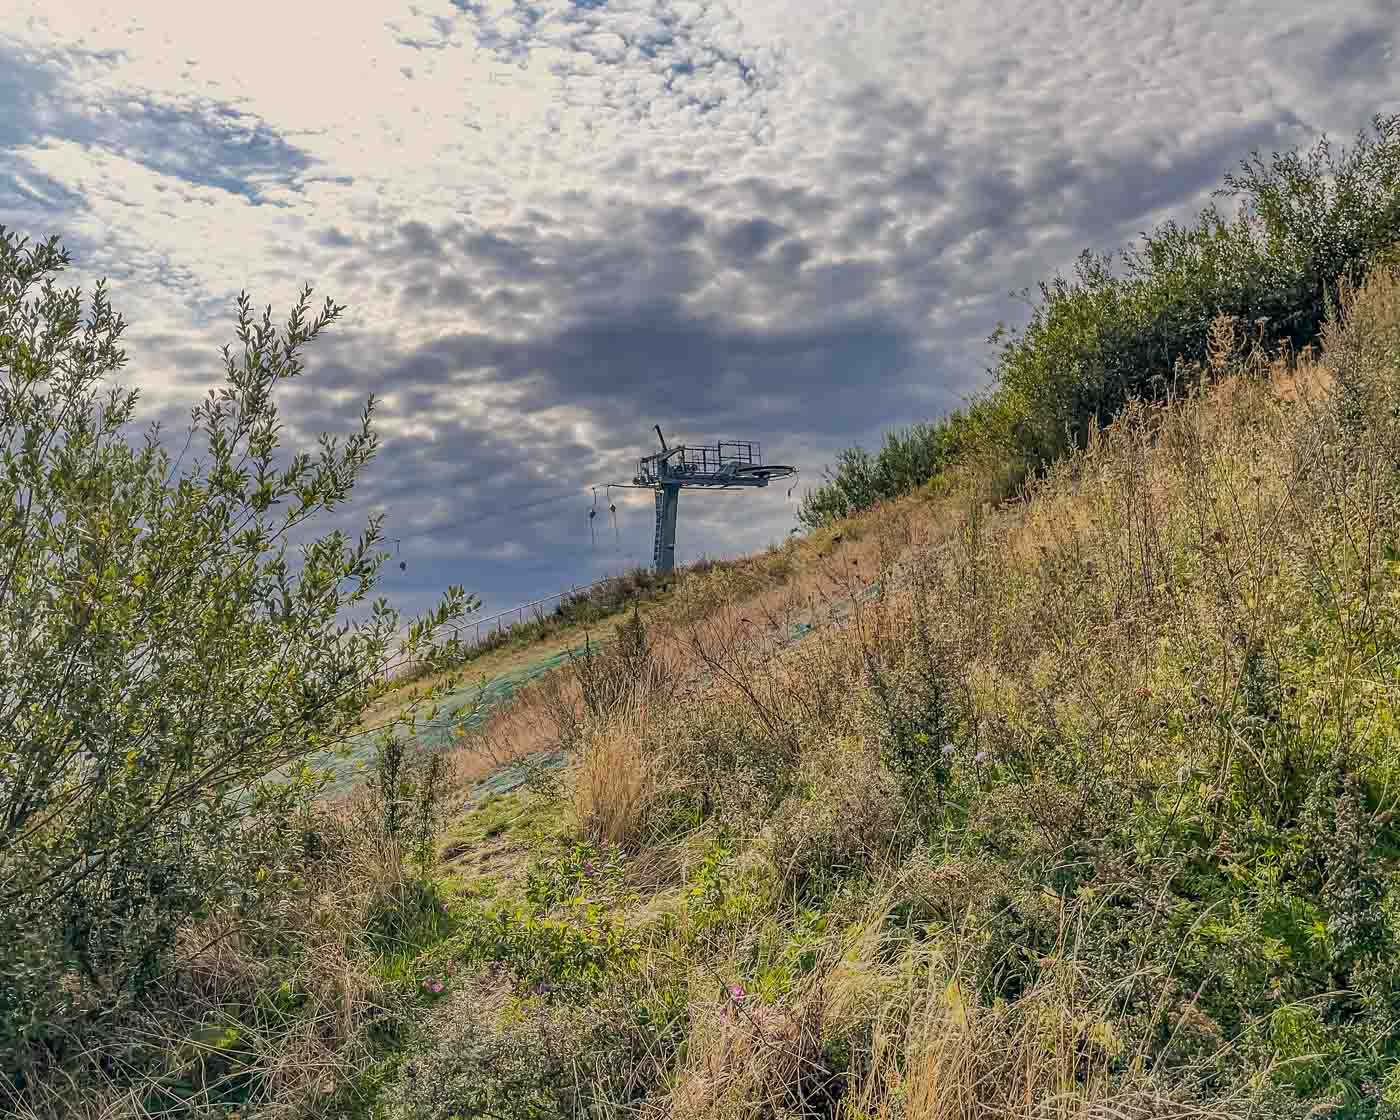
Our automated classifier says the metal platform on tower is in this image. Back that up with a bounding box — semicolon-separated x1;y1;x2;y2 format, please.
631;426;796;573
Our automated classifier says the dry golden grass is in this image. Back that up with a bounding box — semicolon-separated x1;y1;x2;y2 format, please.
572;701;662;849
844;960;1238;1120
514;281;1400;1120
438;486;967;799
665;994;830;1120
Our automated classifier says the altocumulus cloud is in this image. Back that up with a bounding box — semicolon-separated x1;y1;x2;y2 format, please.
1;0;1395;615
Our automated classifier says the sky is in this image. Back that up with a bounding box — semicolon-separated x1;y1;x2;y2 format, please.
1;0;1396;625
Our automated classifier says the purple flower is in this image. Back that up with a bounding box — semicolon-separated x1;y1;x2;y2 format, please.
728;983;746;1002
974;750;989;765
423;978;444;994
940;744;955;759
582;861;596;877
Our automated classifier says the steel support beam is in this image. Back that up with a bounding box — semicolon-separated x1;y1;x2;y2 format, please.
653;484;680;574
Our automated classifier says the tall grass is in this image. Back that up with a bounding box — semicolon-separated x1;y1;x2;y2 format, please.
393;261;1400;1120
39;263;1400;1120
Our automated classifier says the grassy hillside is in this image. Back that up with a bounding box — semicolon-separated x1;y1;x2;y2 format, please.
283;264;1399;1120
372;270;1400;1120
400;264;1394;1120
6;117;1400;1117
337;491;910;803
25;262;1400;1119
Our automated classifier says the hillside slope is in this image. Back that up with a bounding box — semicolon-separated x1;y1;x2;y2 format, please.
347;499;908;804
332;268;1400;1120
21;268;1400;1120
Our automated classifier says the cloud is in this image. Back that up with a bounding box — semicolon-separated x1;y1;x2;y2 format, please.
2;0;1394;618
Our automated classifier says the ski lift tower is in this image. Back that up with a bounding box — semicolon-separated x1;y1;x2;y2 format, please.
633;426;796;574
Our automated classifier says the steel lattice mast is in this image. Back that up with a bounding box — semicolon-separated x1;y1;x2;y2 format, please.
631;426;796;574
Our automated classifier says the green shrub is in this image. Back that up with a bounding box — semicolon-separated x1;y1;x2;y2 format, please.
799;113;1400;525
443;851;641;1001
681;842;775;952
798;414;973;528
0;229;472;1084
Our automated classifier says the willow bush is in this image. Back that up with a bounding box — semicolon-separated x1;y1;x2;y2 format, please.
0;228;472;1084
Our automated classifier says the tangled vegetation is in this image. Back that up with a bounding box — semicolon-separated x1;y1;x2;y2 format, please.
393;262;1400;1120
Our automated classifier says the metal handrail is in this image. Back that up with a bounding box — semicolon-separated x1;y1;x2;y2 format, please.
436;571;630;646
